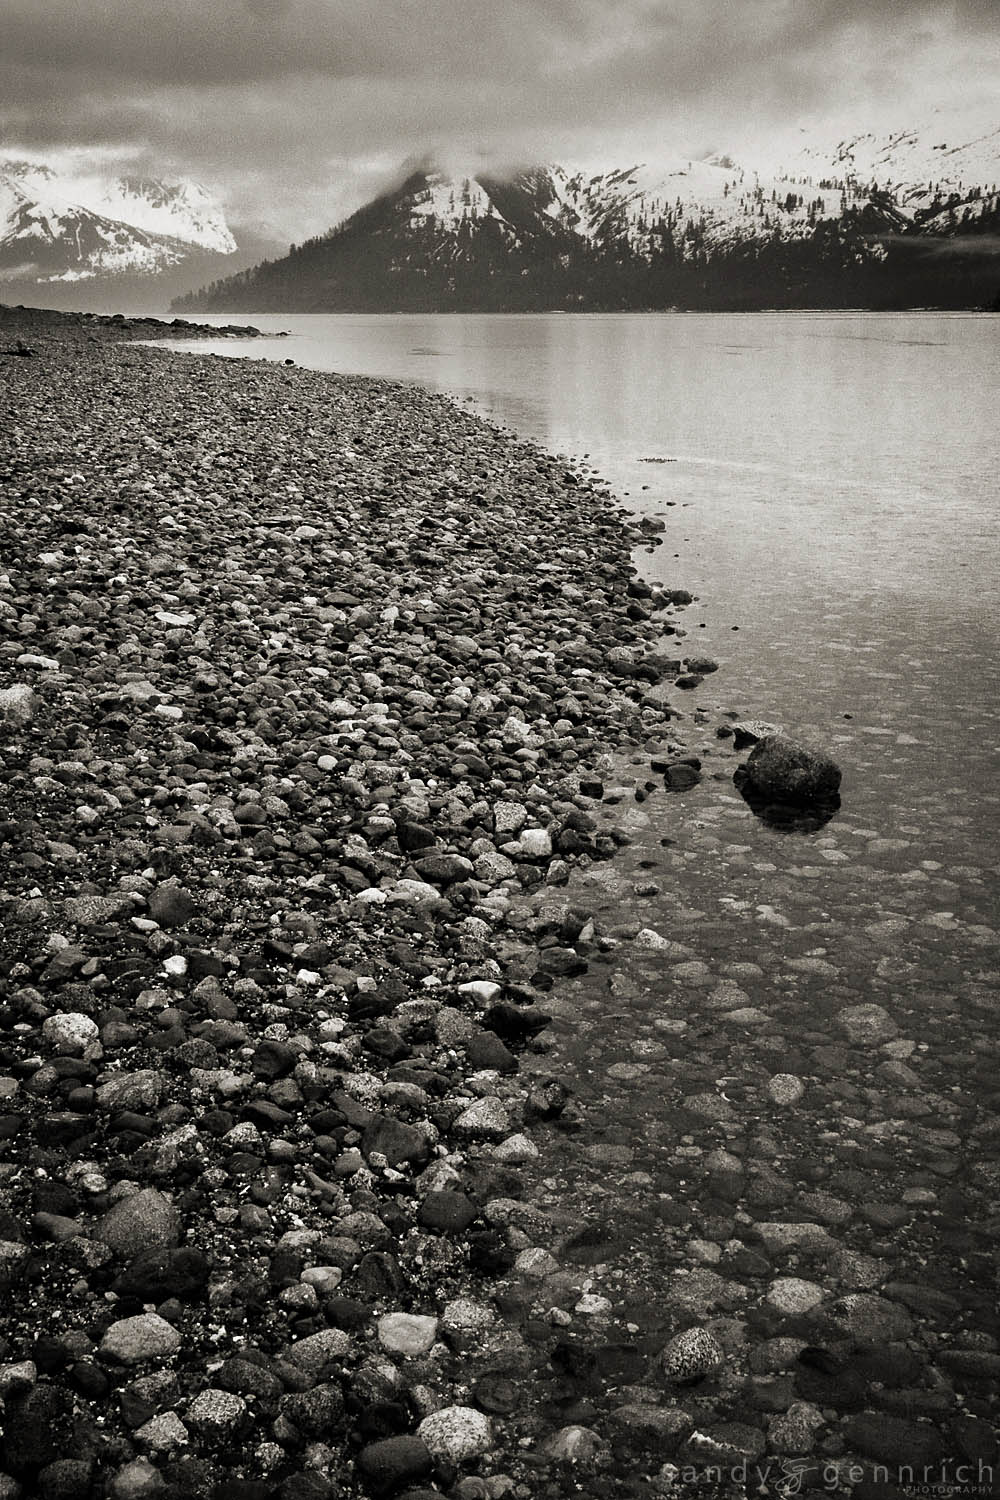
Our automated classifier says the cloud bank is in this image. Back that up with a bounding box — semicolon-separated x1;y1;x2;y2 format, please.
1;0;997;237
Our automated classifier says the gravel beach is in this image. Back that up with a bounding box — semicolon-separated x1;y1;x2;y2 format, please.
0;308;693;1499
1;309;997;1500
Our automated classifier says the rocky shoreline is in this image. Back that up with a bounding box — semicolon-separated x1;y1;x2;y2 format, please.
1;309;996;1500
0;309;706;1499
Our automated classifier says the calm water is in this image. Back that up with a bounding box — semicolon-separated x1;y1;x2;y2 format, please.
160;313;1000;1390
166;310;1000;867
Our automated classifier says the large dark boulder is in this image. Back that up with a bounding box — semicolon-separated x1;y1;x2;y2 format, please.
737;734;842;804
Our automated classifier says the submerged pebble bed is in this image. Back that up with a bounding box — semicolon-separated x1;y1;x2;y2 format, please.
0;311;996;1500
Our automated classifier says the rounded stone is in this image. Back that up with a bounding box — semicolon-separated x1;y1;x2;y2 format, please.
766;1074;805;1106
490;1133;539;1163
417;1405;494;1464
185;1388;249;1437
660;1327;725;1382
441;1298;496;1342
41;1012;99;1055
827;1293;913;1341
147;886;197;928
377;1313;439;1357
538;1425;604;1461
0;684;37;725
416;1190;478;1234
767;1401;825;1454
109;1457;167;1499
357;1434;433;1493
284;1328;351;1376
740;735;841;803
836;1004;898;1045
100;1313;183;1366
95;1188;181;1258
766;1278;826;1315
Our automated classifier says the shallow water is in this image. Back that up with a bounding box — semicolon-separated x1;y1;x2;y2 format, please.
165;310;1000;870
159;310;1000;1470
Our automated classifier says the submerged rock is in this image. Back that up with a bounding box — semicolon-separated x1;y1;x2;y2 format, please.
737;734;842;804
660;1327;725;1382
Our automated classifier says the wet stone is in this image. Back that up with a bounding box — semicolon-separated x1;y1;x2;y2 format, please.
100;1314;183;1366
843;1412;945;1467
836;1004;899;1045
377;1313;438;1357
767;1278;826;1316
661;1327;725;1382
766;1073;805;1106
417;1406;494;1465
827;1294;914;1342
96;1189;181;1258
417;1189;479;1234
357;1435;433;1496
767;1400;825;1454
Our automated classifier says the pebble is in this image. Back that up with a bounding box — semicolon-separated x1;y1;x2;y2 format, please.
452;1097;512;1140
767;1401;825;1453
100;1314;183;1366
185;1388;249;1438
766;1073;805;1105
417;1406;494;1464
660;1327;725;1381
836;1003;899;1044
537;1425;604;1460
41;1012;99;1054
766;1278;826;1315
377;1313;439;1356
109;1458;167;1499
95;1188;181;1257
0;683;37;723
357;1435;433;1493
284;1329;352;1377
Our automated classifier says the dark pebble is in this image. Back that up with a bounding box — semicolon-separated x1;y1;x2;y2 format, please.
357;1435;434;1497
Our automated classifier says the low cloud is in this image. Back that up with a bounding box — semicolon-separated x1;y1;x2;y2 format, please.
1;0;996;237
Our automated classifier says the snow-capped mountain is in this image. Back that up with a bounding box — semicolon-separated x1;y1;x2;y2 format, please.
0;159;250;308
175;118;1000;314
398;120;1000;254
1;160;236;258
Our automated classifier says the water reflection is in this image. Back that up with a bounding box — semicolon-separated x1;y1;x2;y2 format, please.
732;772;842;834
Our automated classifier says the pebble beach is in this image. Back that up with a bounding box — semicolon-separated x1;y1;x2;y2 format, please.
0;307;997;1500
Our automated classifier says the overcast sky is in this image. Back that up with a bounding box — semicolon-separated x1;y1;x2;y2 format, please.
1;0;997;239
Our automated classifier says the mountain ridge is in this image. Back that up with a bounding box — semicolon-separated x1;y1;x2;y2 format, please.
173;124;1000;313
0;160;269;312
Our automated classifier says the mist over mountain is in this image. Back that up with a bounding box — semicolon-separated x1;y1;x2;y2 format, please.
0;160;275;312
173;123;1000;313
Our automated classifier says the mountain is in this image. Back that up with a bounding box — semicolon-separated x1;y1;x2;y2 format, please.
0;160;269;312
173;123;1000;314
